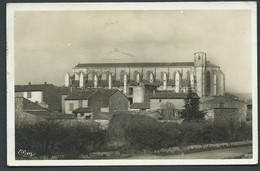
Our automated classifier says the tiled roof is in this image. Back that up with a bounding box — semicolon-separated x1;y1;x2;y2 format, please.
17;97;52;116
97;89;118;98
98;80;108;86
202;96;245;104
129;80;140;86
112;80;124;86
57;86;70;95
206;61;219;68
16;84;63;112
65;89;97;100
22;98;50;111
150;91;199;99
73;107;95;113
74;62;194;68
15;84;55;92
26;111;52;116
130;102;150;109
86;80;94;86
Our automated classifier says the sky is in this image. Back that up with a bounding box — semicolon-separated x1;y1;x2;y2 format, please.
14;10;252;93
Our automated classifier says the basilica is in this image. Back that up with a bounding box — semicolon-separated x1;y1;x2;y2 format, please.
64;52;225;98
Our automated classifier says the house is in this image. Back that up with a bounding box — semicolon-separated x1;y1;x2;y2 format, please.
64;89;128;118
64;89;97;114
205;108;240;122
94;89;128;115
15;97;52;125
132;83;157;104
150;91;199;119
150;91;199;110
201;96;248;122
15;82;63;112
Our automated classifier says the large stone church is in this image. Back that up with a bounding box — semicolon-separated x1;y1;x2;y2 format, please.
65;52;225;98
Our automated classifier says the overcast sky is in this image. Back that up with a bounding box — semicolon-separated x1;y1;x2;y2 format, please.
14;10;252;93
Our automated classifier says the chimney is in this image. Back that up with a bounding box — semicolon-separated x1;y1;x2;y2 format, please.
44;82;47;86
28;82;31;86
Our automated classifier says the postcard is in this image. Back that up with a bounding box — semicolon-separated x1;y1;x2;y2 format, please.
6;2;257;166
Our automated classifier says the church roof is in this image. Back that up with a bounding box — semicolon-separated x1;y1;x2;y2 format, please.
74;62;194;68
206;61;219;68
74;61;219;68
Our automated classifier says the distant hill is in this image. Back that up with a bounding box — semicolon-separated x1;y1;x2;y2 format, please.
226;92;252;103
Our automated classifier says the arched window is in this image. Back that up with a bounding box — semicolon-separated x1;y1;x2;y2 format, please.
206;71;211;95
108;73;112;89
175;71;181;93
134;71;141;83
150;72;154;84
163;72;167;90
79;72;85;88
94;74;98;88
190;73;194;87
136;73;140;83
123;73;127;94
186;71;190;82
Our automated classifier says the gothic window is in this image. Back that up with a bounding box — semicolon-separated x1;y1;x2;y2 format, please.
150;72;154;83
186;71;190;81
163;72;167;90
206;71;211;95
129;87;133;95
136;73;140;83
94;74;98;88
175;71;181;93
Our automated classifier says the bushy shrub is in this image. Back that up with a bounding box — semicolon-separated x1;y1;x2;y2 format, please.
123;119;252;150
179;120;252;146
125;122;181;150
15;120;107;159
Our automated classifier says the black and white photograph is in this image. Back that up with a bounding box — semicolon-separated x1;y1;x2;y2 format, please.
6;2;257;166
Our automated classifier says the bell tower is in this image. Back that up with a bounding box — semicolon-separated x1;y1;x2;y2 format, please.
194;52;207;97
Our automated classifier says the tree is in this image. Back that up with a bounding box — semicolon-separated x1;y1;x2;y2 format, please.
160;102;175;120
180;86;206;122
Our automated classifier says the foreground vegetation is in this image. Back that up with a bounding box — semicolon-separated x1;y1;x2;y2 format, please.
15;116;252;159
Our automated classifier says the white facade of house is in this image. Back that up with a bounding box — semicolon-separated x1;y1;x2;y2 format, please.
23;91;43;103
65;100;88;114
150;99;184;110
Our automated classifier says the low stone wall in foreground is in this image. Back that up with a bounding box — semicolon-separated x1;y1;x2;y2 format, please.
154;140;252;155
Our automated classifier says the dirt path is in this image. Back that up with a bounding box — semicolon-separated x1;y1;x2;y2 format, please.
127;146;252;159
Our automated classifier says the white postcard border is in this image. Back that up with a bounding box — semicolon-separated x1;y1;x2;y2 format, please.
7;2;258;166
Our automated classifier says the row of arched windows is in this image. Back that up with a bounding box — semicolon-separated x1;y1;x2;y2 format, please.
73;70;195;90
